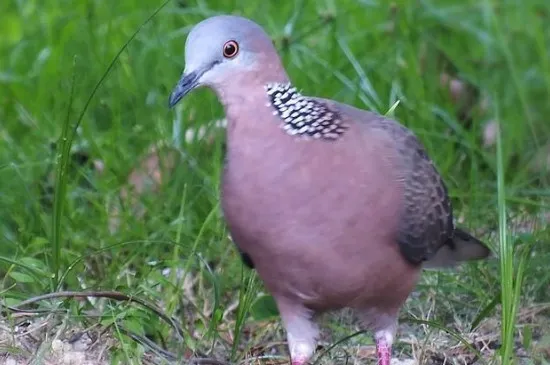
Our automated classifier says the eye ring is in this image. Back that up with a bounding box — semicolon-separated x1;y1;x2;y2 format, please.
223;40;239;58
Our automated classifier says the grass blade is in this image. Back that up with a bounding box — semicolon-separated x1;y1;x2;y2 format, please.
495;99;516;365
50;56;77;288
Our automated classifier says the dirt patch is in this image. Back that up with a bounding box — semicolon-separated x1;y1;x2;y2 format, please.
0;314;110;365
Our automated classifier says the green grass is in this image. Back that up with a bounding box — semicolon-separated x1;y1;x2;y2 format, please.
1;0;550;364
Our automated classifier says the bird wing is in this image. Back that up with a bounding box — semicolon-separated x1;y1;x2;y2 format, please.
318;97;455;265
391;125;455;264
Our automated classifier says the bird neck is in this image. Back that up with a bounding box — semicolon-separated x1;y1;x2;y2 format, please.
214;51;289;102
214;68;286;114
218;77;349;145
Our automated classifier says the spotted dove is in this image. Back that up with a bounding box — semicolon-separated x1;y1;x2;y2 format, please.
168;15;490;365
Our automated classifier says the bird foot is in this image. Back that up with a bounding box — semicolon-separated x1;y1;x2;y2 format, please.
291;360;308;365
376;338;391;365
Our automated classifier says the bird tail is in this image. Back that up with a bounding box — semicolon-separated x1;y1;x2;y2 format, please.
423;228;491;269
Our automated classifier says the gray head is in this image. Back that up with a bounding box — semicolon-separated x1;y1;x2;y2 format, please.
169;15;285;107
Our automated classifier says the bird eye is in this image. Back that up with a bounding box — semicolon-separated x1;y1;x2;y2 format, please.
223;40;239;58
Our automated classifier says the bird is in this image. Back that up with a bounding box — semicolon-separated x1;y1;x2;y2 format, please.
168;15;490;365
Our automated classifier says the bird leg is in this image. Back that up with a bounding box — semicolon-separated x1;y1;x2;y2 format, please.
288;333;316;365
359;308;397;365
375;329;394;365
276;299;319;365
285;317;318;365
376;336;391;365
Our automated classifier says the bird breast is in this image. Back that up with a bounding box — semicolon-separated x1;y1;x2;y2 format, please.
220;108;418;310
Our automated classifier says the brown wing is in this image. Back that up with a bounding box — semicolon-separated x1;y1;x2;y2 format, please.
390;124;455;264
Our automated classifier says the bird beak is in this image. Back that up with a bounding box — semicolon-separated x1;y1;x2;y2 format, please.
168;70;200;108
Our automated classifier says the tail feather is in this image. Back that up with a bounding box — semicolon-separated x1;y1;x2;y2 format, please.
423;228;491;269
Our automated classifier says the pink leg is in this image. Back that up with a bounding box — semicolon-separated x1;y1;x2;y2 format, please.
376;337;391;365
276;299;318;365
290;350;311;365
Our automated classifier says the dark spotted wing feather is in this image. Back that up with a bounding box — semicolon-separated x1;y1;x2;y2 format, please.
385;124;454;264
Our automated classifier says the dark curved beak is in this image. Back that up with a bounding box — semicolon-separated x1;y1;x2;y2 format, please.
168;71;200;108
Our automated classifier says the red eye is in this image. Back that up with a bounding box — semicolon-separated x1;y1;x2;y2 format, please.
223;40;239;58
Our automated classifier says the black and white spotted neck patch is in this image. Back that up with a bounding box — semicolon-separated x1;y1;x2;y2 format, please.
265;83;348;140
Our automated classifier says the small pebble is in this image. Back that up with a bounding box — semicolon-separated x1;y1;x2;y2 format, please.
51;339;64;352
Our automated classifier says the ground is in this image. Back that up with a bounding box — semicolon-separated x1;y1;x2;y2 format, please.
1;0;550;364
